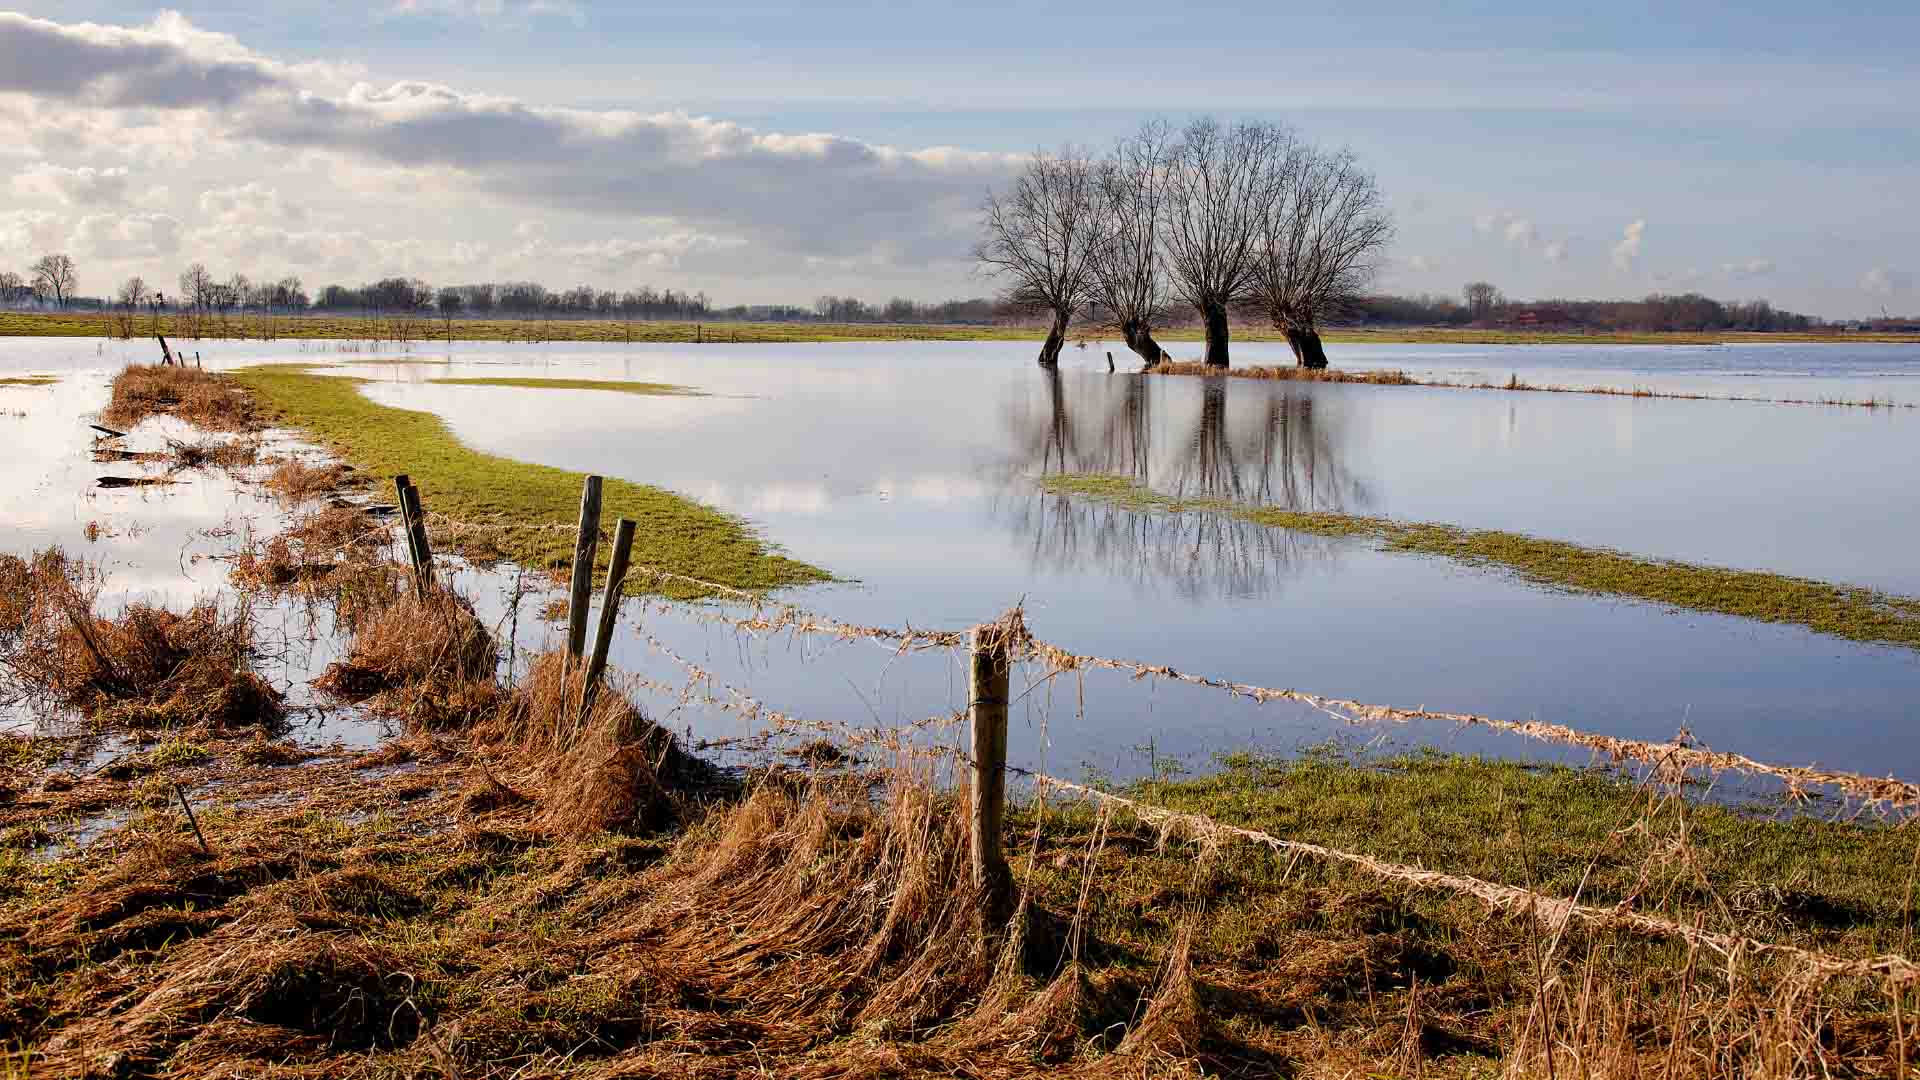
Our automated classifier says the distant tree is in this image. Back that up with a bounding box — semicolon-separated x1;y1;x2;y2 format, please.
112;276;150;338
0;271;24;305
975;146;1103;368
1250;144;1393;368
1463;281;1501;318
179;263;214;325
1161;118;1291;367
436;286;463;338
1089;120;1176;367
30;254;78;309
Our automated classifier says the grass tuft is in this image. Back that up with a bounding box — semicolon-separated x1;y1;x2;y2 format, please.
426;376;700;396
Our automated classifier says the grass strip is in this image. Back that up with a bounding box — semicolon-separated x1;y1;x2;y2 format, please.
424;376;700;396
0;375;58;386
231;364;827;598
1041;473;1920;648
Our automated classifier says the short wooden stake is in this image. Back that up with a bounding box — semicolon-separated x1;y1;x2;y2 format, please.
969;622;1013;932
402;483;434;586
565;475;604;660
174;783;211;856
581;518;637;719
394;474;421;574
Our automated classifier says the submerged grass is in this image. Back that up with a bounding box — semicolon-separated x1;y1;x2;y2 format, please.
1042;473;1920;649
231;363;828;597
426;376;701;396
0;375;58;386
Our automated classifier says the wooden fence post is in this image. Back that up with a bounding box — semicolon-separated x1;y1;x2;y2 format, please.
393;475;421;583
581;518;636;718
970;621;1013;932
402;483;433;591
565;475;604;660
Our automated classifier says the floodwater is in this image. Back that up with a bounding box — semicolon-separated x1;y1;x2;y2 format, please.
4;335;1919;789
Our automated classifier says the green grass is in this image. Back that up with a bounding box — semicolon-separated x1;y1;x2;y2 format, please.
231;364;828;597
424;377;700;396
1041;473;1920;649
4;310;1914;346
1091;747;1920;957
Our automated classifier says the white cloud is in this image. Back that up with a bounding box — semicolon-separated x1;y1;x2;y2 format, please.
1861;267;1913;296
0;209;69;252
0;11;340;108
1395;254;1438;273
1722;258;1775;279
71;212;182;259
1611;219;1646;273
1542;239;1568;264
11;163;132;205
198;182;304;225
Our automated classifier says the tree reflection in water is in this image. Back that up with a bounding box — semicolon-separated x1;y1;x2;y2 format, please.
997;370;1374;599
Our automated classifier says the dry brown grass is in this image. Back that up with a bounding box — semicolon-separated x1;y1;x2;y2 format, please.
102;365;257;432
0;547;280;732
1152;359;1418;385
313;582;499;729
261;457;358;503
487;652;690;836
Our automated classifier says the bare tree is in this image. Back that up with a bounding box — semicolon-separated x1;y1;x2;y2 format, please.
30;254;78;309
112;276;150;338
1251;145;1393;368
975;146;1103;368
1161;118;1291;368
1089;121;1176;368
1464;281;1501;318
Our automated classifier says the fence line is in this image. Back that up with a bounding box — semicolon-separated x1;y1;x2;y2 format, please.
631;608;1920;987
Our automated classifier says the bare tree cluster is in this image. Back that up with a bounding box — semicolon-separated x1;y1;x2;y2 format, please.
976;117;1394;369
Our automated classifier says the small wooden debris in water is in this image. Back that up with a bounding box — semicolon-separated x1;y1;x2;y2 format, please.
96;475;177;489
89;424;129;439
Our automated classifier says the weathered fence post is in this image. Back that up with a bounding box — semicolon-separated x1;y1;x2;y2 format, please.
581;517;636;718
970;620;1013;933
394;476;433;595
565;475;604;660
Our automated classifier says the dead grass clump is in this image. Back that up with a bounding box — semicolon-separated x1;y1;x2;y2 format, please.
491;652;687;836
102;364;256;432
1;550;280;732
313;583;498;728
262;458;357;503
164;436;260;473
232;506;396;615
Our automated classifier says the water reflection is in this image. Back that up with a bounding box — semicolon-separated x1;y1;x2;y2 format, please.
998;371;1376;598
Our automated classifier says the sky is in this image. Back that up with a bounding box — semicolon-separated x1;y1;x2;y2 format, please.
1;2;1917;318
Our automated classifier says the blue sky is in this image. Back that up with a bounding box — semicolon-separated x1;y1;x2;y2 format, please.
3;2;1916;316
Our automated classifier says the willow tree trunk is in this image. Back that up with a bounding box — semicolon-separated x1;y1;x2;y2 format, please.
1287;327;1329;369
1201;301;1231;367
1037;308;1071;369
1120;319;1169;368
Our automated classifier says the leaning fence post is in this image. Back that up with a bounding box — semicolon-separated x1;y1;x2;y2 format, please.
581;518;636;719
394;478;433;595
970;620;1013;933
565;475;604;660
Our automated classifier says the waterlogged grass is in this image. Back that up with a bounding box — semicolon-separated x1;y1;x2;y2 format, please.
425;376;700;396
231;364;828;597
0;375;58;386
1042;473;1920;648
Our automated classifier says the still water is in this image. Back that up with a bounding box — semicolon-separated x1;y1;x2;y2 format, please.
4;336;1918;787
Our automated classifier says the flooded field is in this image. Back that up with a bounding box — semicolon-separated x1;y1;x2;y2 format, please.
5;335;1918;787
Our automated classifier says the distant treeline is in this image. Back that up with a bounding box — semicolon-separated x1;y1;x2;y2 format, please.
1345;291;1818;333
1;251;1902;333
